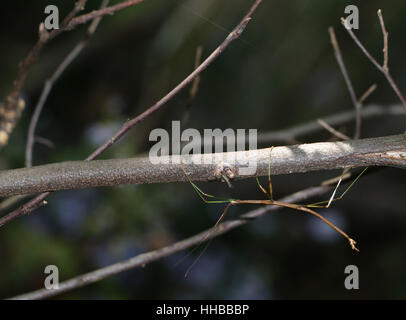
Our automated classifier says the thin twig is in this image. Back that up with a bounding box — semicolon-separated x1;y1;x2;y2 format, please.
9;184;334;300
341;14;406;111
25;0;110;168
65;0;147;31
317;119;350;140
86;1;261;161
377;9;389;72
328;27;361;139
190;46;203;101
0;0;263;228
359;84;377;104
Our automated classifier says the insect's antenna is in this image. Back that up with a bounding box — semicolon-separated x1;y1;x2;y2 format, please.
184;202;233;277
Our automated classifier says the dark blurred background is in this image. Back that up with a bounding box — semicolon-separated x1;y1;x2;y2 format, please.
0;0;405;299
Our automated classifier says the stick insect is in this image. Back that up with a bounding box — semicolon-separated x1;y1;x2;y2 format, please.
180;147;366;276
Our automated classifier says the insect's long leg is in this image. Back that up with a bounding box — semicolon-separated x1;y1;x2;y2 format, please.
236;199;359;251
184;202;234;277
256;177;270;198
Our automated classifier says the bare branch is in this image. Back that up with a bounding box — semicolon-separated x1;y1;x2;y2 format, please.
341;14;406;111
65;0;148;31
86;1;262;161
359;84;377;104
9;184;334;300
317;119;350;141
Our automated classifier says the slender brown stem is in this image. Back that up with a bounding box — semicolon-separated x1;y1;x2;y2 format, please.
377;9;389;72
317;119;350;141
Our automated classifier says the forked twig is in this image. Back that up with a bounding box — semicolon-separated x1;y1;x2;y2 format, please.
25;0;110;168
328;27;377;139
341;11;406;111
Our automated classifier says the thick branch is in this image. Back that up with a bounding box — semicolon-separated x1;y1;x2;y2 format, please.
0;134;405;198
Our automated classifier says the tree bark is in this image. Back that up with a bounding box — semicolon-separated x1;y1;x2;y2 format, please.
0;134;405;198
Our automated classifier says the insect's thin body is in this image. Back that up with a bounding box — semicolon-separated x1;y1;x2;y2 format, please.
180;147;365;275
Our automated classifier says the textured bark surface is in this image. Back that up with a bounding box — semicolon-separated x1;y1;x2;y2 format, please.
0;134;405;197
